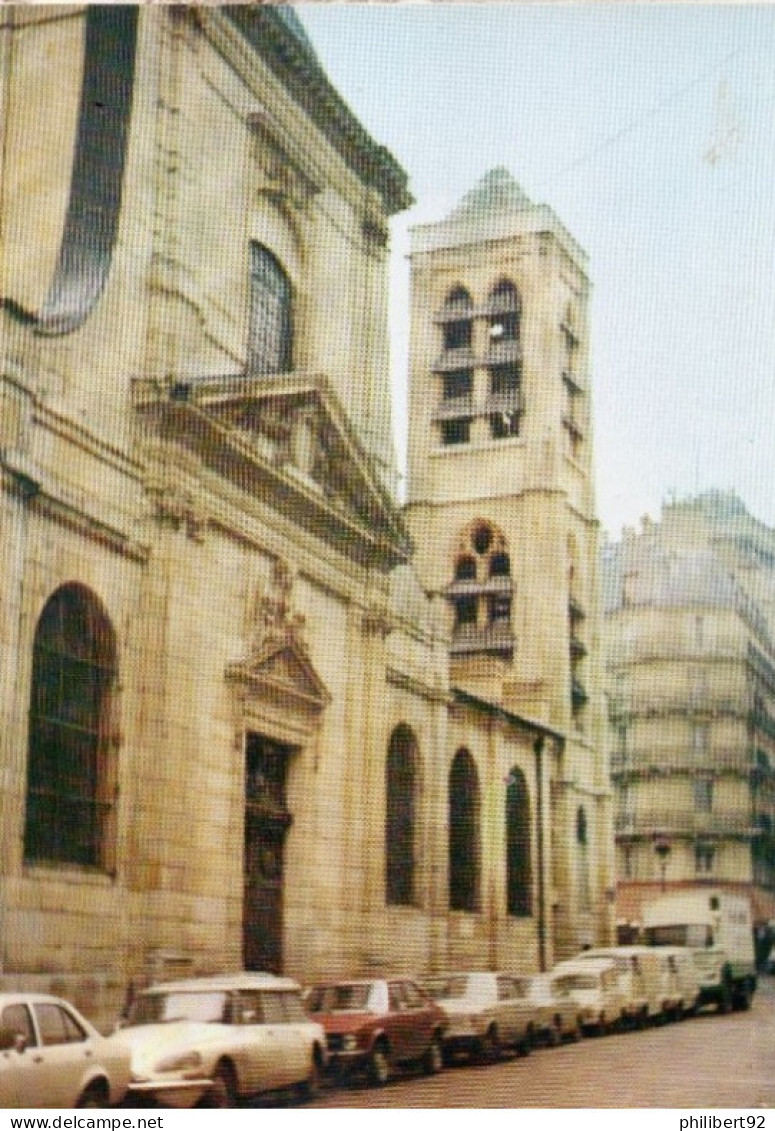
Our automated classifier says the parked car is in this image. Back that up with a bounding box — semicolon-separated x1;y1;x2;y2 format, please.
421;971;538;1062
0;992;131;1108
550;958;630;1035
116;973;325;1107
305;977;446;1085
573;946;688;1025
524;974;583;1046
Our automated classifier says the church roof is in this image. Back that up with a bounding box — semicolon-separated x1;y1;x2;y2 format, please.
447;167;533;223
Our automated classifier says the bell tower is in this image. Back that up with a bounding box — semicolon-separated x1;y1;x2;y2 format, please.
405;167;611;953
406;168;599;731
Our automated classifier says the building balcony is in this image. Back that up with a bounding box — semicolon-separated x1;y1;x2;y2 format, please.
447;575;512;597
614;810;757;839
451;621;514;657
614;695;747;720
610;748;755;777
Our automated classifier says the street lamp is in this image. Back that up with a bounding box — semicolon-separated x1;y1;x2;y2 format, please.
653;834;671;892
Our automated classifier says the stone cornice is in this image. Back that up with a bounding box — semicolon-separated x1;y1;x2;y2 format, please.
220;6;412;216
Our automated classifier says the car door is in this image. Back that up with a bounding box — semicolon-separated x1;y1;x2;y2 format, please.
0;1003;39;1107
400;981;435;1061
495;976;526;1044
386;982;414;1063
31;1001;95;1108
232;990;283;1097
279;991;313;1085
258;990;298;1090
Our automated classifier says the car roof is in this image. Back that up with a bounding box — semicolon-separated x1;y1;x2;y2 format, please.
0;992;82;1008
139;973;301;994
552;958;618;974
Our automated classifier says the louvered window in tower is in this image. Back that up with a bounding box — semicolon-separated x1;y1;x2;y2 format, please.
248;242;293;375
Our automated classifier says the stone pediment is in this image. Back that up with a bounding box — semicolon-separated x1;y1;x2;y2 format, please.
227;637;330;712
133;372;411;571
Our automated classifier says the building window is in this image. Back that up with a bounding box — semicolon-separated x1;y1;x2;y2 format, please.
440;287;473;351
486;280;520;343
694;778;713;812
247;242;292;375
695;843;715;874
385;726;417;906
440;418;471;446
442;370;472;400
506;767;532;917
24;585;117;868
449;749;480;912
448;522;513;657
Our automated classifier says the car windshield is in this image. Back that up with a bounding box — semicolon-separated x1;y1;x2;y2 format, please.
423;976;469;1001
306;984;373;1013
125;991;230;1027
555;974;598;991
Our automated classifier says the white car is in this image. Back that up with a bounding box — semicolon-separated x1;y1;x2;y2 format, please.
524;974;582;1045
0;992;131;1108
117;973;326;1107
422;971;539;1061
550;958;630;1036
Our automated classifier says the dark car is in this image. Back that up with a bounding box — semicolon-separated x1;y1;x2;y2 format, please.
305;978;446;1086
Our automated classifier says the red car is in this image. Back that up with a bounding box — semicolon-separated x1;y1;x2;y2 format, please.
305;978;447;1086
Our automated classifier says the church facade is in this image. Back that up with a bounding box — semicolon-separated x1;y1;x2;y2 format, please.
0;5;612;1029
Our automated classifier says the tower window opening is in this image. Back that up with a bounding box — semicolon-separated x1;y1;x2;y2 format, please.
454;596;478;626
488;593;511;623
490;364;520;395
472;525;493;555
490;412;520;440
455;556;477;581
444;319;472;351
489;552;510;577
443;370;473;400
440;418;471;446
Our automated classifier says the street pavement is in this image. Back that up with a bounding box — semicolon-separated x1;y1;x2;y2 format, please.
306;975;775;1109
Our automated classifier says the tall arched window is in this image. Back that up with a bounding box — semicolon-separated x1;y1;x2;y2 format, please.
449;749;480;911
441;286;473;351
506;766;532;917
486;280;521;342
247;242;293;375
385;726;418;906
24;584;117;868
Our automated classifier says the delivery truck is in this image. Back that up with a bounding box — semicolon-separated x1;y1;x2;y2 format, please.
641;890;756;1012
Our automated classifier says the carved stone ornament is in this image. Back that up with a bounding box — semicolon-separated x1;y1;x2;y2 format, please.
249;115;320;215
146;479;207;542
251;558;306;654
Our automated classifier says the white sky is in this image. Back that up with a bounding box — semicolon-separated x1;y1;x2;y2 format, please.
298;2;775;539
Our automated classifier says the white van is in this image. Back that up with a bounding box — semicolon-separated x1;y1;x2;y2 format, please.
550;958;629;1036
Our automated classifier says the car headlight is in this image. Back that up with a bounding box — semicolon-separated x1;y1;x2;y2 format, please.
153;1050;204;1074
342;1035;358;1051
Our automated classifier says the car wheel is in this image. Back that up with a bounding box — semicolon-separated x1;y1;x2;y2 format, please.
368;1043;391;1087
475;1025;502;1064
76;1081;108;1109
297;1054;321;1103
204;1061;238;1108
422;1034;443;1075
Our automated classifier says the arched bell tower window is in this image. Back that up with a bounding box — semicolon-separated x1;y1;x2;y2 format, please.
433;287;474;446
386;725;418;906
484;280;522;439
247;242;293;375
441;286;473;351
24;584;117;869
449;749;480;912
506;766;532;917
448;522;514;657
